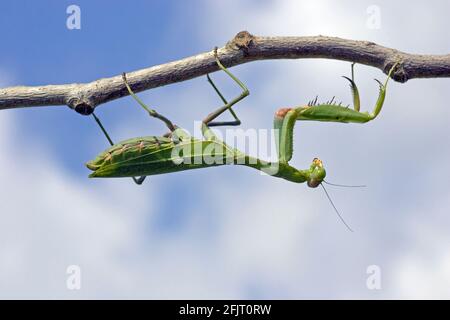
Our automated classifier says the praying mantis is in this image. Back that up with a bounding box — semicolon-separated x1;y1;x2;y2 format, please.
86;48;397;230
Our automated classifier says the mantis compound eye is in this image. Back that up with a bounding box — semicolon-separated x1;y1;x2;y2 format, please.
312;158;323;167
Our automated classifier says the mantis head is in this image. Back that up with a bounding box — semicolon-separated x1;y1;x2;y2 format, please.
307;158;326;188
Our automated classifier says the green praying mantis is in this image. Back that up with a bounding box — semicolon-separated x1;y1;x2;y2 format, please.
86;48;398;231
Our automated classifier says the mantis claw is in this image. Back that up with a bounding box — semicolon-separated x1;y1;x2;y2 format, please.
342;75;361;111
374;78;384;89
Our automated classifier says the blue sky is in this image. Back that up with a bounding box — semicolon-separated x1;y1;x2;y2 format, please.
1;0;450;299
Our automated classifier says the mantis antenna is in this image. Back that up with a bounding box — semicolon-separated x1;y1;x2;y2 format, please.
323;180;366;188
320;183;354;232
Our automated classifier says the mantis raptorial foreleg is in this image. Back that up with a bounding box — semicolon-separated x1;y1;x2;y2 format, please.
274;62;399;163
341;62;396;119
342;62;361;112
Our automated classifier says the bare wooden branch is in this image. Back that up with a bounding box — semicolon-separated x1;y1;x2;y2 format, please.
1;31;449;115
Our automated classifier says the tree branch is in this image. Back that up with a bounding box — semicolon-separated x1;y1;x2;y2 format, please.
1;31;449;115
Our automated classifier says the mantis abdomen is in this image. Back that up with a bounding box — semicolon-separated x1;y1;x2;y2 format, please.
87;136;241;178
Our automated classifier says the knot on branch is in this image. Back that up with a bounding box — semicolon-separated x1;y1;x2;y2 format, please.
391;65;408;83
67;97;95;115
383;60;408;83
229;30;255;55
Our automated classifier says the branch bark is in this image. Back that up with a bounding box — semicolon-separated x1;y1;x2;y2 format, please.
1;31;449;115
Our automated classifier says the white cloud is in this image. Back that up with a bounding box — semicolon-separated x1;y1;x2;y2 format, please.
0;111;154;298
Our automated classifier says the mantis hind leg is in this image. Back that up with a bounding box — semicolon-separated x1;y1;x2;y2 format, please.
122;72;176;132
202;47;249;130
122;72;191;143
92;112;147;185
